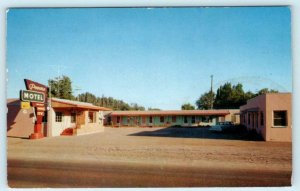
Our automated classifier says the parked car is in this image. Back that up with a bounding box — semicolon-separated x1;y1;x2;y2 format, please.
209;121;234;132
208;123;223;132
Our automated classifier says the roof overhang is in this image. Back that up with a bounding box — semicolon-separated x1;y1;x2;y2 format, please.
240;107;260;113
109;110;230;117
51;99;111;111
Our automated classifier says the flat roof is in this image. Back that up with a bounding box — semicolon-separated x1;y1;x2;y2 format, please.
246;92;291;103
109;110;230;116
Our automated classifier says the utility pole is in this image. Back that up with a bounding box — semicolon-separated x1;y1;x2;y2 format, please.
210;75;213;109
73;85;81;101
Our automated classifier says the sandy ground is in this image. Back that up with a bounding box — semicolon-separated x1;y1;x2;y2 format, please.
7;127;292;187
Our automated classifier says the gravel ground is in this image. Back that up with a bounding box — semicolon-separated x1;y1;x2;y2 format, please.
7;127;292;187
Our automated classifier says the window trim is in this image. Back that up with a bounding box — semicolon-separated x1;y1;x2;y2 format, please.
272;110;288;128
55;112;63;123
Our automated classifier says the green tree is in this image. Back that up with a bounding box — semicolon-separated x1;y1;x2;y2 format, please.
244;91;255;101
77;92;145;111
214;82;249;109
130;103;145;111
77;92;96;103
196;91;215;110
214;82;234;109
48;75;146;110
148;107;161;111
257;88;278;95
48;75;74;100
181;103;195;110
230;83;248;107
119;101;130;110
212;82;279;109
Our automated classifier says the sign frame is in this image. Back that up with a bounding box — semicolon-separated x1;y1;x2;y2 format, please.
20;90;45;103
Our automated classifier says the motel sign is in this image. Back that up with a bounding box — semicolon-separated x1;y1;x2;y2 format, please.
21;79;49;139
20;90;45;103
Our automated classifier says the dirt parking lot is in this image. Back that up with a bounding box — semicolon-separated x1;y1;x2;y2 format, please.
7;127;292;187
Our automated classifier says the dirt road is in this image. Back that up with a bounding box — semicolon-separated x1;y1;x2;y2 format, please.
7;127;292;187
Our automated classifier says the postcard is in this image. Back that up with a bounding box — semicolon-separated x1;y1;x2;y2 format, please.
6;7;292;188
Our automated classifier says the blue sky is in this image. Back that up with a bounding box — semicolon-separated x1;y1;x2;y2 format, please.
7;7;292;109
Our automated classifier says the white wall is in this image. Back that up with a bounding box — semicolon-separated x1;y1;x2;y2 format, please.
49;108;76;137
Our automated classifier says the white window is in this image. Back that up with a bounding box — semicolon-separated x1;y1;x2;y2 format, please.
55;112;63;122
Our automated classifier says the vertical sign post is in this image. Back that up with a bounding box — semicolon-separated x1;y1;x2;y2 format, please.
23;79;48;139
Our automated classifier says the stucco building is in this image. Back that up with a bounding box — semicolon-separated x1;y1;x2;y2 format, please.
7;98;110;138
105;109;240;127
240;93;292;142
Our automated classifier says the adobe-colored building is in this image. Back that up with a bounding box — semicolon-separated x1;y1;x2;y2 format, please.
240;93;292;142
7;98;111;138
105;109;240;127
7;99;38;138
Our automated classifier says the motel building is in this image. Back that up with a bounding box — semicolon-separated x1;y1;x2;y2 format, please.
7;98;111;138
104;109;240;127
240;93;292;142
